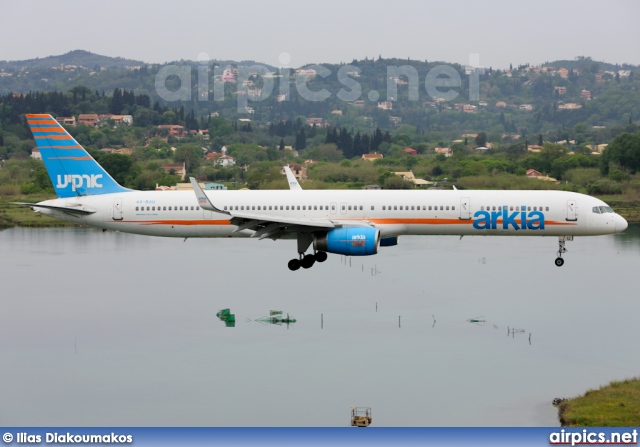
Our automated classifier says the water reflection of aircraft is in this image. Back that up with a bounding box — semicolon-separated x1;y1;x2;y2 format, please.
256;311;296;328
216;308;236;327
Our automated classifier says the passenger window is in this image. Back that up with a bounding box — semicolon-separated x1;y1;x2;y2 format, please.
546;207;549;211
332;205;335;211
341;205;345;210
422;206;426;210
510;206;513;211
429;206;432;210
440;206;443;210
394;206;397;210
371;206;374;210
252;206;255;210
452;206;455;210
383;206;386;210
411;206;415;210
527;207;531;211
348;205;352;210
399;206;403;210
359;206;363;210
286;206;289;210
280;206;283;210
147;206;150;211
446;206;449;210
297;206;300;210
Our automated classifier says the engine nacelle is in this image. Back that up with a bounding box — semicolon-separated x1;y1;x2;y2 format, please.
314;227;380;256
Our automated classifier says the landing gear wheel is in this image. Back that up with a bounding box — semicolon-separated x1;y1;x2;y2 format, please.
315;251;328;263
288;259;301;271
555;257;564;267
301;254;316;269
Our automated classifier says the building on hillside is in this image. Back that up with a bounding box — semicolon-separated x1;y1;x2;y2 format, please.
463;104;476;113
434;147;452;157
402;147;418;156
110;115;133;126
519;104;533;111
496;101;507;108
162;162;186;180
580;89;591;100
393;171;432;187
527;145;543;152
56;116;76;126
558;103;582;110
557;68;569;78
554;86;567;96
78;114;99;126
100;148;133;156
362;153;383;162
377;101;393;110
204;182;227;190
215;155;236;167
31;147;42;160
157;125;186;137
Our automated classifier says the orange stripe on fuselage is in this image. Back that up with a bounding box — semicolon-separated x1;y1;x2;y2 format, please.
119;219;232;226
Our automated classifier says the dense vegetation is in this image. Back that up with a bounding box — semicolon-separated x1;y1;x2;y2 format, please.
1;52;639;202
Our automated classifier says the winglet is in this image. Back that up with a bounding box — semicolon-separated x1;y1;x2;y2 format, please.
284;165;303;191
189;177;229;214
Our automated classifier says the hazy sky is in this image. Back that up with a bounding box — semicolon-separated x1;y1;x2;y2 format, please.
3;0;639;69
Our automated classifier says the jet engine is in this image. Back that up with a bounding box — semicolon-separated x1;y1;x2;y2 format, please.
313;227;380;256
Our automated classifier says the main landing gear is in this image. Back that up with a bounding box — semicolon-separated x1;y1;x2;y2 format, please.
554;236;572;267
288;232;327;271
288;251;328;271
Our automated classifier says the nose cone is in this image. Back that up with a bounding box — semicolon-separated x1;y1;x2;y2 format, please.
616;214;628;233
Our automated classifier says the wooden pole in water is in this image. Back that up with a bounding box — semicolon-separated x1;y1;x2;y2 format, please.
399;316;401;328
321;313;323;329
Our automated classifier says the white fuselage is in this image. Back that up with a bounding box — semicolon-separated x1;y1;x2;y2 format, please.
33;189;626;238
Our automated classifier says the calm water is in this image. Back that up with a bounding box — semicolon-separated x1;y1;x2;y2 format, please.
1;225;639;426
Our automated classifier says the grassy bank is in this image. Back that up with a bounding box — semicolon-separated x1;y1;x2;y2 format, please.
597;195;640;223
557;378;640;426
0;195;79;229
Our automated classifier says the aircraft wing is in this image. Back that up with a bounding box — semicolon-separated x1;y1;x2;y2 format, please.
12;202;97;215
189;177;371;240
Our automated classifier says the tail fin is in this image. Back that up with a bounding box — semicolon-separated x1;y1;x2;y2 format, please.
26;114;130;198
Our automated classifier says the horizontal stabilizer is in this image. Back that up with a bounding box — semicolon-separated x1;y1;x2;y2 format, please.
12;202;97;215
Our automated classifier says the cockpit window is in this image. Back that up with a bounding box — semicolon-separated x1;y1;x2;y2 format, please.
594;206;615;214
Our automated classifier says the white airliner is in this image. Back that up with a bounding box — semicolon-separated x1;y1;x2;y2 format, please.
19;114;628;270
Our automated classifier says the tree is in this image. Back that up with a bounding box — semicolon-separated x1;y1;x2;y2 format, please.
474;132;487;147
174;144;203;173
99;153;133;185
600;131;640;175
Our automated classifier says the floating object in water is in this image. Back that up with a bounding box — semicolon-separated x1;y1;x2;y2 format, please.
351;407;372;427
256;311;296;329
467;316;486;324
216;308;236;328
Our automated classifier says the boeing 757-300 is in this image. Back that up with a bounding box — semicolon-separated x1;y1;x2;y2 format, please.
17;114;628;270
